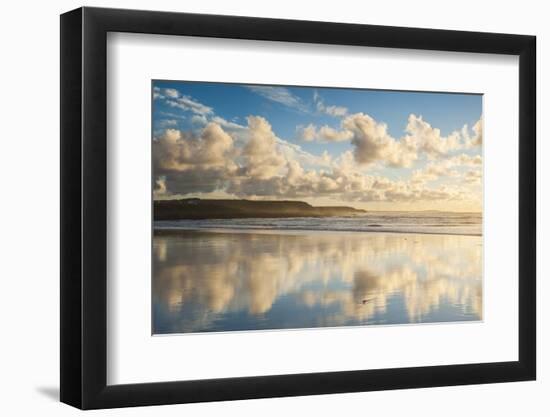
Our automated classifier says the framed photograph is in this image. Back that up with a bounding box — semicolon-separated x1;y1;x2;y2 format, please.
60;7;536;409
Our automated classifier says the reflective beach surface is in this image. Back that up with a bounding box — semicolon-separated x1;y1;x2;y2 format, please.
153;229;482;334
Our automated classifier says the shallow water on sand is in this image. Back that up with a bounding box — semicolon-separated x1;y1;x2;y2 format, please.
153;229;482;334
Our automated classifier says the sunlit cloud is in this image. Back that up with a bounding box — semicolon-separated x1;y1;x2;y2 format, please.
313;90;348;117
297;113;483;169
154;115;481;208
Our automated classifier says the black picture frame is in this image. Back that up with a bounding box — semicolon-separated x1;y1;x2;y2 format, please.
60;6;536;410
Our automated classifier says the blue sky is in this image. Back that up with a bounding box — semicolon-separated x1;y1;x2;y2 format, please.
152;80;482;211
153;80;481;145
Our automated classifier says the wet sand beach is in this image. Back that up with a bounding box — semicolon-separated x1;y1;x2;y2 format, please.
153;228;482;334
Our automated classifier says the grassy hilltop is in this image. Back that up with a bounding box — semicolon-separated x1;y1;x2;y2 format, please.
154;198;366;220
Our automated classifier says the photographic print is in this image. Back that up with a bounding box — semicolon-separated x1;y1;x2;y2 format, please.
152;81;483;335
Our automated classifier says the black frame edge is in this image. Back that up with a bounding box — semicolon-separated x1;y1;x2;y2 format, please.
60;7;83;409
83;6;534;54
81;6;109;409
60;6;537;410
517;35;537;380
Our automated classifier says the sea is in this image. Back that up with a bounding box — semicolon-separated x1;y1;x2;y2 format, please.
154;211;482;236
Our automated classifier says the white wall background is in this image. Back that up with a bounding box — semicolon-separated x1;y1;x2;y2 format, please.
0;0;545;415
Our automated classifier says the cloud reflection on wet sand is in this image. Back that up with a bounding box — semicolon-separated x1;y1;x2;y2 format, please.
153;230;482;334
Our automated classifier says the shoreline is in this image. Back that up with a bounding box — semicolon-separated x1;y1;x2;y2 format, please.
153;226;482;238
